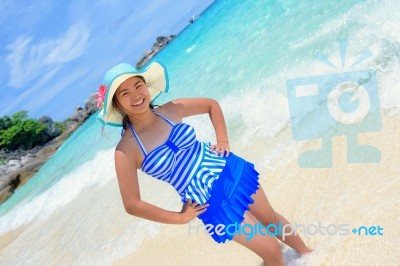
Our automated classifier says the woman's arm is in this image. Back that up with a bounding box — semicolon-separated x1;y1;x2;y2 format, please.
164;98;230;156
114;148;207;224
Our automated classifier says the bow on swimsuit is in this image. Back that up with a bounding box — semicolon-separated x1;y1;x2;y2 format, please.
128;110;226;204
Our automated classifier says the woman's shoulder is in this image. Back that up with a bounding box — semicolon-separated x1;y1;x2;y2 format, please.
154;101;182;124
115;131;141;168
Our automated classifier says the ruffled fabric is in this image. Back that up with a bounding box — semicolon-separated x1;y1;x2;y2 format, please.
198;152;260;244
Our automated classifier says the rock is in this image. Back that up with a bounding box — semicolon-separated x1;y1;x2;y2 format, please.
6;159;21;172
189;14;200;24
18;170;37;186
145;53;155;62
0;173;15;191
5;149;23;160
8;174;20;192
37;146;57;156
39;115;61;140
0;185;13;203
70;99;97;123
84;93;98;115
136;35;175;69
71;108;86;122
0;164;8;176
0;178;10;191
29;146;42;154
0;143;57;204
65;120;79;129
0;163;8;171
21;154;35;166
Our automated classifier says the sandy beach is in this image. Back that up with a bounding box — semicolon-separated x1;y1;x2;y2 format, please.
1;110;398;266
113;111;399;266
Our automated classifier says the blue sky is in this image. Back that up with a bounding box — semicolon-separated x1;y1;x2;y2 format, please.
0;0;213;121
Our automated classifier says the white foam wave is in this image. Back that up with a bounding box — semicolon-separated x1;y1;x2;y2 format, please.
186;44;197;53
0;149;116;235
219;88;290;147
287;0;400;112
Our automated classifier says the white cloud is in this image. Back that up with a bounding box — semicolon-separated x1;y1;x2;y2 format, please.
25;66;89;112
44;24;90;64
1;67;61;115
5;23;90;88
1;65;89;118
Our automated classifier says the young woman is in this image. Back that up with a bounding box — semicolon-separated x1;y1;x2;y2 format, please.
97;61;312;265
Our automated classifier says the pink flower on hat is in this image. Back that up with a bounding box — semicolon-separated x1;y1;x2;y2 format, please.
96;84;107;109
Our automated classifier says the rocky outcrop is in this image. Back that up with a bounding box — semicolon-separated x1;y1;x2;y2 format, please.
0;94;98;204
85;93;98;114
70;106;85;122
70;93;98;123
136;35;175;69
39;115;61;139
0;127;76;204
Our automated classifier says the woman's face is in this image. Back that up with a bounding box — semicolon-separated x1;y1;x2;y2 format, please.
115;76;150;115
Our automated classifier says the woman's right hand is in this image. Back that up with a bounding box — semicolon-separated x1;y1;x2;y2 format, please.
179;199;209;224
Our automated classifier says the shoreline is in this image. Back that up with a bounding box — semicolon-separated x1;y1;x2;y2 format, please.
0;123;82;204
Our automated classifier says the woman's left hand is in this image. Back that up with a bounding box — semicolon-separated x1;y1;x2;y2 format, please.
209;142;230;157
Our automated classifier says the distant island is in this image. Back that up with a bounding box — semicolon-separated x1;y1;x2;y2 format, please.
0;35;175;204
136;35;175;69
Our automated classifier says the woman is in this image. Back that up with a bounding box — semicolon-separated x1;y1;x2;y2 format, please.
97;61;312;265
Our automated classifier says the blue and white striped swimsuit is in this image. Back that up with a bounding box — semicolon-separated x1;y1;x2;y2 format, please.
128;111;227;204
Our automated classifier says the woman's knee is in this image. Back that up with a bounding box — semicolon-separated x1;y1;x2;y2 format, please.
233;232;283;264
234;211;283;264
265;240;283;263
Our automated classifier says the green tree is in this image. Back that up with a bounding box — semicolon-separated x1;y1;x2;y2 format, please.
55;121;67;133
0;111;48;151
12;110;29;122
0;115;12;130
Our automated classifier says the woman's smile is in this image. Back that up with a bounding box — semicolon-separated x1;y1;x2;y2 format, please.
132;98;145;107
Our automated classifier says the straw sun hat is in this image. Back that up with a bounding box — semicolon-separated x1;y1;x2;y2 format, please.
96;61;169;127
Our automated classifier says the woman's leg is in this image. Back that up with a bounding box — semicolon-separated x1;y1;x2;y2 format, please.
249;186;313;256
233;210;285;266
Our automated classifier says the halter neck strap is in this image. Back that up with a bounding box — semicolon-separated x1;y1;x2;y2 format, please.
127;110;175;156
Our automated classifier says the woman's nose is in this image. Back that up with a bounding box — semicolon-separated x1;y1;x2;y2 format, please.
130;93;141;102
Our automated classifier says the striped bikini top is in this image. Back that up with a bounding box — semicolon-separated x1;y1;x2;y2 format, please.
128;111;227;204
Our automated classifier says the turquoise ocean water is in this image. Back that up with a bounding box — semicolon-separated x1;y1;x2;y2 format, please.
1;0;399;265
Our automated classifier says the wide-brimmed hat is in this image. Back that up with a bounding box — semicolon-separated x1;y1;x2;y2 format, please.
97;61;169;127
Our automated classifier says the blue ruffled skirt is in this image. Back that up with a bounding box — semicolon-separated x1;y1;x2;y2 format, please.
197;152;260;244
